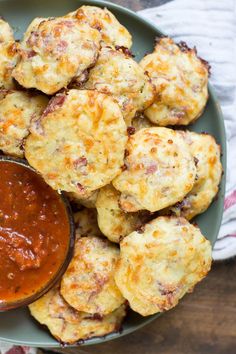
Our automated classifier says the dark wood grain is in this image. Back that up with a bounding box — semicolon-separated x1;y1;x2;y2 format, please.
45;1;236;354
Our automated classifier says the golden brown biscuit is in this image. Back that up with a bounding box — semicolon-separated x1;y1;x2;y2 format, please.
29;285;126;344
60;236;125;315
25;90;127;197
113;127;196;212
73;208;103;237
140;37;209;126
84;46;155;125
96;184;150;243
162;131;222;220
67;5;132;48
0;90;48;157
13;17;101;94
115;216;212;316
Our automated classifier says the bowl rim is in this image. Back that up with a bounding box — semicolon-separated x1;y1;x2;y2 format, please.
0;154;76;311
0;0;227;347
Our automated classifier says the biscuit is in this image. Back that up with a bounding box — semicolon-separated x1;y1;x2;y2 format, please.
29;285;126;344
67;5;132;48
84;46;155;125
140;37;209;126
25;90;127;197
0;18;14;43
163;131;222;220
13;17;101;94
0;90;48;157
0;20;19;89
113;127;196;212
96;184;149;243
60;236;125;315
68;190;99;209
115;216;212;316
73;208;103;237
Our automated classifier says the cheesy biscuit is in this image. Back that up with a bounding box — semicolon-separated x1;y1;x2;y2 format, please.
68;5;132;48
60;236;125;315
84;46;155;125
96;184;149;243
13;17;101;94
0;18;14;43
140;37;209;126
113;127;196;212
29;285;126;344
25;90;127;198
115;216;212;316
0;90;48;157
163;131;222;220
73;208;103;238
0;19;19;89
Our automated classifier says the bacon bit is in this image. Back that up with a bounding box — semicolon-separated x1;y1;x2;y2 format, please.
73;157;87;169
194;157;199;166
136;224;145;234
19;139;26;151
27;50;37;58
70;69;89;88
42;93;66;118
199;57;211;76
84;313;103;321
121;164;127;171
124;149;129;158
168;139;173;144
146;164;157;175
27;31;39;47
178;41;191;53
127;126;136;136
76;182;85;193
115;45;135;57
57;40;68;53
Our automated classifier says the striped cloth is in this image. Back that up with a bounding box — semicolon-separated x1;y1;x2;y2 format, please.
138;0;236;261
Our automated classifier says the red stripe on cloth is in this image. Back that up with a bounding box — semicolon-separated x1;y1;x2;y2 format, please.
5;347;27;354
224;190;236;210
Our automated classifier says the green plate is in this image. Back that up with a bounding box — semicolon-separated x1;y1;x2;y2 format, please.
0;0;226;348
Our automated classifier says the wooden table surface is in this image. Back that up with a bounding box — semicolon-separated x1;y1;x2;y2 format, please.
51;1;236;354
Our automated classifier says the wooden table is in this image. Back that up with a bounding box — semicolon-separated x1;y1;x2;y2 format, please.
51;1;236;353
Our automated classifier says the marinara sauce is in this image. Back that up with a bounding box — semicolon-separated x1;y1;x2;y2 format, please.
0;160;70;306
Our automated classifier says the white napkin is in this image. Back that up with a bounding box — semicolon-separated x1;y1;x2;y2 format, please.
138;0;236;260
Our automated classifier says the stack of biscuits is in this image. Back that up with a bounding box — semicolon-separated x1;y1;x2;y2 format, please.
0;5;222;344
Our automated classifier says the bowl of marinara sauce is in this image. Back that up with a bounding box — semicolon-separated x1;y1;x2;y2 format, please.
0;155;75;311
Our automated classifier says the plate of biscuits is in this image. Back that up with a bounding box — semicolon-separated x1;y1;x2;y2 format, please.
0;0;226;348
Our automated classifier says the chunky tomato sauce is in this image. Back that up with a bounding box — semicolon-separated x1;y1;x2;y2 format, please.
0;161;70;305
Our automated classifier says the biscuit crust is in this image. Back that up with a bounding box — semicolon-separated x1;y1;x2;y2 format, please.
25;90;127;197
0;90;48;157
13;17;101;94
29;285;126;344
140;37;209;126
60;236;125;315
113;127;196;212
84;46;155;125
